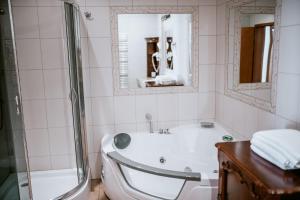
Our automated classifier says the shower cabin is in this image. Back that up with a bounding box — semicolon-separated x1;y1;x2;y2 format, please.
0;0;90;199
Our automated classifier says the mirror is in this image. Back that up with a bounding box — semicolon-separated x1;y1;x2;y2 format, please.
240;14;274;84
111;7;199;95
225;0;280;112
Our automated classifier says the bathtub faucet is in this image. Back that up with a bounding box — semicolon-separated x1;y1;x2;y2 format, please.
145;113;154;133
159;128;171;134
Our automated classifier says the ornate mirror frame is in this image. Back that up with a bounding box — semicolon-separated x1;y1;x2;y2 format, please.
111;6;199;95
224;0;282;113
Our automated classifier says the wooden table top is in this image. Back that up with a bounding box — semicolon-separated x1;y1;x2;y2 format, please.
215;141;300;195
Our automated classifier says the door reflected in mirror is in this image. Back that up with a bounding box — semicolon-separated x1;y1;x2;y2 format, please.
239;14;274;84
118;14;192;89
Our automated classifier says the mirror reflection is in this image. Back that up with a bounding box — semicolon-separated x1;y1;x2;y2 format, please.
239;13;274;84
118;14;192;89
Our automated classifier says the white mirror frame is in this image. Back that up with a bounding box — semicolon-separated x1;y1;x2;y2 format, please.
224;0;282;113
111;6;199;95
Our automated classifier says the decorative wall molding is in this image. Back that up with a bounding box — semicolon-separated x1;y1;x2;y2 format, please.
224;0;281;113
111;6;199;95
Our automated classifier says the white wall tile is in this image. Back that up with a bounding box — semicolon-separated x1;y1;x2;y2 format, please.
43;69;69;99
88;38;112;67
199;36;216;64
217;35;225;64
178;0;198;6
26;129;50;156
157;94;179;121
198;92;215;119
257;109;276;131
275;116;298;129
11;0;37;6
29;156;51;171
86;125;94;153
154;0;177;6
135;95;158;123
114;96;136;124
115;123;137;133
41;38;68;69
110;0;132;6
51;155;76;169
278;25;300;75
198;6;216;35
37;0;61;6
90;68;113;97
198;65;216;92
81;38;89;67
215;65;224;94
281;0;300;26
198;0;216;5
19;70;45;100
91;97;114;125
82;68;91;97
88;153;101;178
12;7;39;39
86;0;109;6
85;98;93;126
276;73;300;122
48;127;75;155
23;100;47;129
93;125;115;153
179;93;198;120
133;0;155;6
216;4;226;35
46;99;73;128
38;7;64;38
83;7;110;37
16;39;42;69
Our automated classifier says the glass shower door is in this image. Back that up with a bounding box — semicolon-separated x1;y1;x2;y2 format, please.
0;0;31;199
64;2;88;184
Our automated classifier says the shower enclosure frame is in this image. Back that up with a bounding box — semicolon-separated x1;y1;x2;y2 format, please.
1;0;90;199
54;1;90;199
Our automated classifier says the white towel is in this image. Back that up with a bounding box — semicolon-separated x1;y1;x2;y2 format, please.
253;129;300;160
252;129;300;169
251;137;293;168
250;144;293;170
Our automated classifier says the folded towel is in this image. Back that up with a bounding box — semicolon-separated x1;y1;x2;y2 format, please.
251;144;293;170
251;137;293;168
253;129;300;160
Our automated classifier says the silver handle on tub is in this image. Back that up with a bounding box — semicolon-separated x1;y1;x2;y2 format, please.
107;151;201;181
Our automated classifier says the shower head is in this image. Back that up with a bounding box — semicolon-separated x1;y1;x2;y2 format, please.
145;113;152;121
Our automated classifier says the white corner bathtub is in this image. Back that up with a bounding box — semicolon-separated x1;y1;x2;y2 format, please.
101;123;231;200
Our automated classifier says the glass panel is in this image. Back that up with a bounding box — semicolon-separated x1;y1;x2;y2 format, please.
0;0;31;199
64;2;88;184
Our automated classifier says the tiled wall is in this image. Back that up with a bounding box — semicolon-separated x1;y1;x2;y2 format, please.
12;0;218;178
215;0;300;140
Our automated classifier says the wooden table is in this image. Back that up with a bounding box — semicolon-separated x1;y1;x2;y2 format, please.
216;141;300;200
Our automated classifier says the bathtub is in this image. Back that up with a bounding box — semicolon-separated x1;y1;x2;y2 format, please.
101;123;231;200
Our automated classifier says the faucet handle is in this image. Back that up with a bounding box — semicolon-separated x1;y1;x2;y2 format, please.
159;128;164;134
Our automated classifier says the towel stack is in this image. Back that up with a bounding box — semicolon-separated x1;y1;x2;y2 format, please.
250;129;300;170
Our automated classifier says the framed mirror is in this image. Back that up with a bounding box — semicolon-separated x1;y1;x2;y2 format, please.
111;7;199;95
225;0;281;112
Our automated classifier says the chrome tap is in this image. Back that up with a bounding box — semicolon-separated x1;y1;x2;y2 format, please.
159;128;170;134
145;113;153;133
